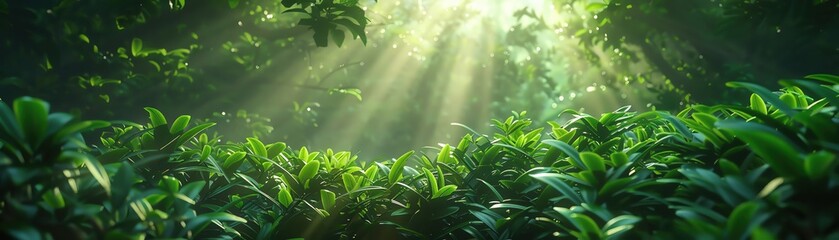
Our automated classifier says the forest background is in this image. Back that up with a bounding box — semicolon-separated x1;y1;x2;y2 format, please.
2;0;837;159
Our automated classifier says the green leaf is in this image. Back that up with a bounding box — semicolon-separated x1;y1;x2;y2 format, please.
603;215;640;237
423;168;439;196
223;151;247;169
180;181;206;201
267;142;287;159
247;137;268;158
41;187;65;209
158;175;181;193
610;152;628;166
727;82;797;117
725;202;762;240
586;3;608;12
749;94;767;115
389;150;414;185
531;173;583;204
342;173;358;192
716;120;804;178
14;97;49;147
79;34;90;44
543;140;584;169
805;74;839;85
437;144;452;164
144;107;166;127
182;212;246;236
82;153;111;196
332;28;345;47
320;189;336;210
174;122;215;147
298;160;321;183
571;213;602;236
804;151;835;180
433;185;457;199
228;0;239;8
580;152;606;172
169;115;190;134
131;38;143;57
278;187;293;207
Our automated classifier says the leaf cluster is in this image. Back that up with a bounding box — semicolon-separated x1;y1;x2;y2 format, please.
3;74;839;239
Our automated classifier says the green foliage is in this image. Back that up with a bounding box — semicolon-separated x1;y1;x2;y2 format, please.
3;74;839;238
0;0;372;120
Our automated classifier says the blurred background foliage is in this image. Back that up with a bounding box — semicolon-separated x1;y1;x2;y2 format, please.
1;0;837;159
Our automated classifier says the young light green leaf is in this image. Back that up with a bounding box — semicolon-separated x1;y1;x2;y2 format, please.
298;160;321;183
169;115;190;134
81;153;111;196
144;107;166;127
278;187;293;208
131;38;143;57
389;150;414;185
247;137;268;158
423;168;439;196
321;189;336;210
749;93;767;115
433;185;457;199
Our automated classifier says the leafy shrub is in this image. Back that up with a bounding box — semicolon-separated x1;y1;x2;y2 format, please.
2;74;839;239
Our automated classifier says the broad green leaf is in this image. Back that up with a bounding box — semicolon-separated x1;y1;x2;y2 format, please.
247;137;268;158
169;115;190;134
223;151;247;169
779;93;797;108
180;181;206;201
14;97;49;147
571;213;602;236
158;176;181;193
580;152;606;172
804;151;835;180
749;93;767;115
364;165;379;183
144;107;166;127
321;189;336;210
718;159;741;176
604;215;641;237
267;142;287;159
298;160;321;183
543;140;584;169
278;187;293;207
725;202;761;240
716;120;803;178
81;153;111;196
389;150;413;185
332;28;345;47
610;152;628;166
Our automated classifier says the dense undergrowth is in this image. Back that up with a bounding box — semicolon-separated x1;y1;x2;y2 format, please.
2;74;839;239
